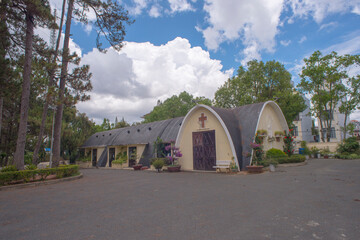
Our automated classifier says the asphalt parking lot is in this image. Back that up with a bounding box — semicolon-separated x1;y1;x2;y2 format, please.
0;158;359;240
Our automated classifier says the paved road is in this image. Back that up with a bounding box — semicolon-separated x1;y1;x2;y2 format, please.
0;159;359;240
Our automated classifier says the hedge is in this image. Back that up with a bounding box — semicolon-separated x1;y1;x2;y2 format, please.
0;165;79;186
267;155;306;165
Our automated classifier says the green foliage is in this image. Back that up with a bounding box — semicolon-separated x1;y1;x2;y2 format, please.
257;129;268;135
297;51;359;142
267;155;306;164
335;153;360;159
144;91;212;123
77;156;91;162
310;146;320;155
283;130;295;156
0;165;79;186
153;137;167;158
214;60;306;125
152;159;165;171
25;164;37;170
274;131;284;136
1;165;17;172
337;137;360;154
266;148;287;158
260;158;279;167
300;141;311;155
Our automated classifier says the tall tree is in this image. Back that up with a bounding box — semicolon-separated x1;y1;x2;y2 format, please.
13;0;54;169
298;51;347;142
32;0;67;164
51;0;133;167
214;60;306;125
338;54;360;140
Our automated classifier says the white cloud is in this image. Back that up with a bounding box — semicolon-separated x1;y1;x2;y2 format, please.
127;0;149;16
322;34;360;55
287;0;360;23
319;21;338;31
200;0;284;64
168;0;194;13
149;4;162;17
77;37;232;123
280;40;291;46
298;36;307;43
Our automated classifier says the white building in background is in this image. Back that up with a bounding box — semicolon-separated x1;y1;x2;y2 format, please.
292;96;313;142
292;95;349;143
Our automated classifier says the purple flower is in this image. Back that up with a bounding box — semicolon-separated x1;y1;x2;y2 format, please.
250;142;261;148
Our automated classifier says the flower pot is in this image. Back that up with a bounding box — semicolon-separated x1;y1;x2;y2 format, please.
133;164;143;170
324;155;329;159
246;165;264;173
167;165;181;172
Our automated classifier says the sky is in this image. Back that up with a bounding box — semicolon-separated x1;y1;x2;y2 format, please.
45;0;360;124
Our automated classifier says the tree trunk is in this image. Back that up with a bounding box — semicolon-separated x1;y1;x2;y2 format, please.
0;97;3;144
343;112;348;141
13;9;34;170
52;0;74;167
32;0;66;164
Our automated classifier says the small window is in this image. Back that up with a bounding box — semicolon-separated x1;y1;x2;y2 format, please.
127;130;130;134
148;127;152;131
137;129;140;132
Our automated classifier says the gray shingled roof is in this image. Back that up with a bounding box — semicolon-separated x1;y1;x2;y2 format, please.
210;102;265;170
81;117;184;166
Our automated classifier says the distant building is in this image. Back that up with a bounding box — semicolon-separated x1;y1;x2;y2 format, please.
292;96;313;143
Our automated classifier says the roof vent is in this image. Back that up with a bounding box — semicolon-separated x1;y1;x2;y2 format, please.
179;123;182;126
137;129;140;132
102;134;105;137
127;130;130;134
148;127;152;131
109;133;112;136
96;135;98;138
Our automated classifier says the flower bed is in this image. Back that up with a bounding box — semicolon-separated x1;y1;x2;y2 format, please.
0;165;80;186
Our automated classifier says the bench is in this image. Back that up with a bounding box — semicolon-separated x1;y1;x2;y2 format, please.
213;160;232;173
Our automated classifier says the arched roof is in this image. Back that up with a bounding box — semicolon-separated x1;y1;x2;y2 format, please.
81;117;184;148
176;101;288;170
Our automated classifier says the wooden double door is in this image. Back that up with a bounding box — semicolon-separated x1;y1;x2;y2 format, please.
192;130;216;171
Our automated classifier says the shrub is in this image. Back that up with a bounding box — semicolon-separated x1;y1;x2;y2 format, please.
260;158;279;167
152;159;165;171
0;165;79;186
1;165;17;172
267;155;306;164
25;164;37;170
266;148;287;158
77;156;91;162
337;137;360;154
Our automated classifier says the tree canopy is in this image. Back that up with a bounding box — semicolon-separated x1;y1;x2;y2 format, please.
214;60;306;125
143;91;212;123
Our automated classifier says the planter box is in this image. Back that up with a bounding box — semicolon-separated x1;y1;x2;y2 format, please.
167;165;181;172
133;164;143;170
246;165;264;173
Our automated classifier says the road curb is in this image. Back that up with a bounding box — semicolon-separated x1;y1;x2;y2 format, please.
0;173;83;191
277;160;308;167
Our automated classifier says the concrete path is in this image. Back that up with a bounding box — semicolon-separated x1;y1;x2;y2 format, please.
0;158;359;240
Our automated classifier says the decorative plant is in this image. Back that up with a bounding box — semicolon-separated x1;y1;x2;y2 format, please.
113;151;127;168
152;159;165;172
230;157;238;171
274;131;284;136
165;140;183;167
283;129;295;156
300;141;311;156
256;129;268;136
310;146;320;157
250;135;264;165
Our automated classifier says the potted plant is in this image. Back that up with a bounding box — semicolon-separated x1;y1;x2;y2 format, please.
274;131;284;142
320;148;330;159
165;140;182;172
230;157;238;173
112;151;127;169
152;158;165;172
247;136;264;173
311;146;320;158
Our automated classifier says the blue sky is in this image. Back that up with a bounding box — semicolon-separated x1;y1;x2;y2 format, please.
47;0;360;123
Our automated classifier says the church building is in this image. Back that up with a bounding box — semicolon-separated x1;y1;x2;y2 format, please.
80;101;288;171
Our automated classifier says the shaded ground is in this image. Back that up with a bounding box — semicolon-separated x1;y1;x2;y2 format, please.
0;159;359;240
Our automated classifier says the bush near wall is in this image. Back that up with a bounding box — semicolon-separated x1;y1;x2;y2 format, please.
0;165;79;186
265;155;306;166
